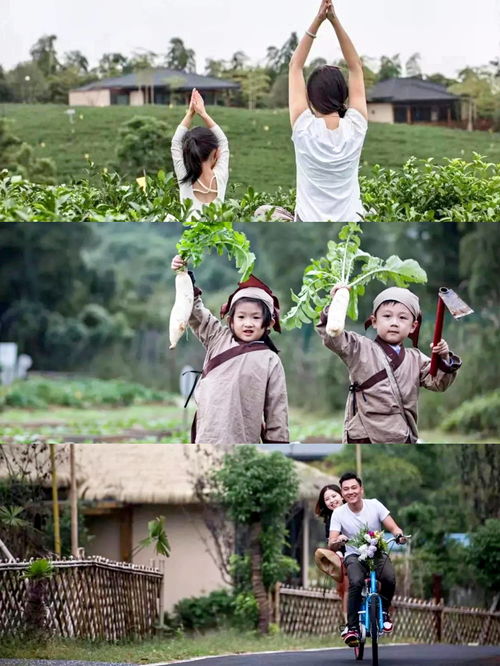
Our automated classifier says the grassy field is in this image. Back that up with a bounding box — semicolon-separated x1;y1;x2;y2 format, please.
0;401;482;444
2;103;499;194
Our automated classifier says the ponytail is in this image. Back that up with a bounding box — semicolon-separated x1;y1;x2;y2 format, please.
181;127;219;185
262;332;280;354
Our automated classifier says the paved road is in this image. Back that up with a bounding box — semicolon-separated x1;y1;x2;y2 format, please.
153;644;500;665
1;645;500;666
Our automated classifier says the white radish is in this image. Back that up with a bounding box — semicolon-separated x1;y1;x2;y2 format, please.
169;270;194;349
326;286;350;337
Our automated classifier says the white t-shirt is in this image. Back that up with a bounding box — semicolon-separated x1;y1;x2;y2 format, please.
330;499;390;557
292;108;368;222
171;124;230;218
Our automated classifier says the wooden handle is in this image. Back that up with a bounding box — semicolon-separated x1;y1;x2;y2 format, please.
429;296;446;376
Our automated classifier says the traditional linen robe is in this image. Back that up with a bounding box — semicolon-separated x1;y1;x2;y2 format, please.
316;315;461;444
189;294;289;446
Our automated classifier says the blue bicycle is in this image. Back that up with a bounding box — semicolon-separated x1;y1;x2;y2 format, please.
353;535;411;665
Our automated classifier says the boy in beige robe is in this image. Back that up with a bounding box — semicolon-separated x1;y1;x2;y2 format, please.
171;256;289;446
316;286;461;444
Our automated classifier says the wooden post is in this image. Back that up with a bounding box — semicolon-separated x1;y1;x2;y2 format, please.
69;444;79;557
406;106;412;124
467;97;473;132
301;502;309;589
120;506;133;562
50;443;61;556
356;443;362;479
274;581;281;627
432;573;442;641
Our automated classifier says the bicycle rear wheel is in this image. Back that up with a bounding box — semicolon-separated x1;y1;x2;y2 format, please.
369;601;379;666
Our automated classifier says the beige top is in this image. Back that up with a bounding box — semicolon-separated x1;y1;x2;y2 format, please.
316;318;461;444
189;295;289;446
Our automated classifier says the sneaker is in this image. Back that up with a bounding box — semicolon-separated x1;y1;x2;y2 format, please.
383;613;393;633
343;628;360;647
340;625;349;638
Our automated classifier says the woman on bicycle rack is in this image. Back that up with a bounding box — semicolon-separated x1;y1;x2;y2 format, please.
315;485;349;634
328;472;408;648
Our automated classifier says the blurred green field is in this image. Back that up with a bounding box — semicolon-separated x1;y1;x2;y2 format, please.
2;103;499;193
0;402;481;444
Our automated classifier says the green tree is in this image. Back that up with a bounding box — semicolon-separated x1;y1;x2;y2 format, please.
62;50;89;74
165;37;196;72
30;34;60;77
233;67;271;110
266;33;299;76
468;519;500;600
5;62;48;102
450;66;500;124
379;54;402;80
210;446;299;634
97;52;130;78
205;58;228;78
0;65;13;101
405;52;422;78
23;559;55;640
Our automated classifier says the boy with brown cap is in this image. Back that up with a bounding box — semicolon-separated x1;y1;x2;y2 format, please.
171;255;289;446
316;286;461;443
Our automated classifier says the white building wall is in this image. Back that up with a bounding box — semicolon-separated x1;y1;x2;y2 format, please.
130;90;144;106
367;102;394;124
133;504;229;612
68;89;111;107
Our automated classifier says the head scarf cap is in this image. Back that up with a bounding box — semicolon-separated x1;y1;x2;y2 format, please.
220;275;281;333
364;287;422;347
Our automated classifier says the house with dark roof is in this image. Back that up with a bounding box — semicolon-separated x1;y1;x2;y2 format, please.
69;68;240;107
366;77;465;125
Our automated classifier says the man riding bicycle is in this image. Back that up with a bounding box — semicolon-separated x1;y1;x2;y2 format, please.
328;472;407;648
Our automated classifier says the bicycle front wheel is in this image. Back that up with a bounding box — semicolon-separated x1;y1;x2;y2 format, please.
354;640;365;661
369;601;379;666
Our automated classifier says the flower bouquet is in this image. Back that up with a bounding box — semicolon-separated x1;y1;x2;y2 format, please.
350;525;388;570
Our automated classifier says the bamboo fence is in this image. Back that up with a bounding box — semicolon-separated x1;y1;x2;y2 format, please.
276;584;500;646
0;556;163;640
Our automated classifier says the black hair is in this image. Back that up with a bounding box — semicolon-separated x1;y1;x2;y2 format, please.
227;297;279;354
315;484;344;519
339;472;363;487
315;484;345;540
374;300;417;321
306;65;348;117
181;127;219;185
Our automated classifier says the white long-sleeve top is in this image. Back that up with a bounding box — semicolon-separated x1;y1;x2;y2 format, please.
170;123;230;216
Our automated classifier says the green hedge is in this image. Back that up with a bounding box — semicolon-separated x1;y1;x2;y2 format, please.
442;390;500;437
0;376;172;409
1;155;498;221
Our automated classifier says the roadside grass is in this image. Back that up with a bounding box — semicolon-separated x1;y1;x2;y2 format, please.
3;104;499;195
0;628;401;662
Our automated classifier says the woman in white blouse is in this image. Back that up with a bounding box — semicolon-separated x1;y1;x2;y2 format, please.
288;0;368;222
171;88;229;218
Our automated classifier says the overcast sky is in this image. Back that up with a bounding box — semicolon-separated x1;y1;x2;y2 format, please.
2;0;499;77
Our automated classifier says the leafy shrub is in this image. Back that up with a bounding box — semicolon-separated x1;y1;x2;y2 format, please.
172;589;235;631
0;118;56;185
362;154;500;221
1;155;498;221
116;116;172;177
2;376;171;409
442;389;500;436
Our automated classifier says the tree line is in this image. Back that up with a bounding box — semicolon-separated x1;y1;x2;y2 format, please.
1;34;498;122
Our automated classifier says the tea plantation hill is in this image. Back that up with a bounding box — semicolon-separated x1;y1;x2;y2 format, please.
3;103;499;196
